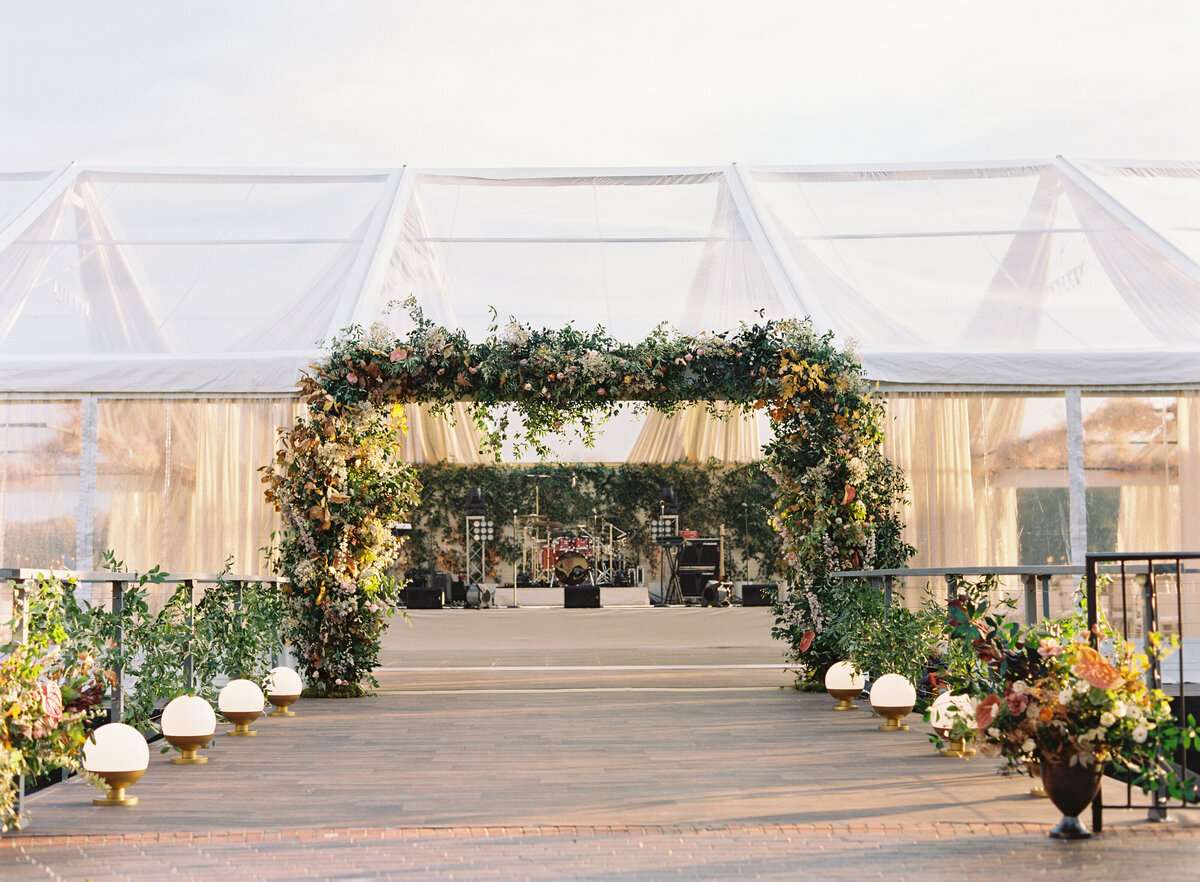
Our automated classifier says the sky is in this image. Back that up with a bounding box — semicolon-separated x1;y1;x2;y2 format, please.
2;0;1199;170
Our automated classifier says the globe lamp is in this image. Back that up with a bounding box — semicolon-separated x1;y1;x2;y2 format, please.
929;691;976;757
218;679;265;736
161;695;217;763
266;666;303;717
869;673;916;731
83;722;149;806
824;661;866;711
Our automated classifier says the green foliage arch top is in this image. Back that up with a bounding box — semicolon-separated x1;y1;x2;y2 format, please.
264;303;912;695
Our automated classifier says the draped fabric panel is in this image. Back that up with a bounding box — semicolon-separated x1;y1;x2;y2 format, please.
883;394;978;568
399;403;486;464
627;403;759;464
99;398;297;572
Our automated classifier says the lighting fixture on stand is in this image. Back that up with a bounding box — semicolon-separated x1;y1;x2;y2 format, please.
929;691;976;757
218;679;265;736
161;695;217;763
824;661;866;711
83;722;149;806
870;673;916;731
266;666;304;717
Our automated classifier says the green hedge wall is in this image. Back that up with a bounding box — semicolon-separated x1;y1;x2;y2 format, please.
405;462;780;583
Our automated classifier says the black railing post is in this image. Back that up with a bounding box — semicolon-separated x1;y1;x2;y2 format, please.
1085;554;1103;834
1039;573;1051;621
12;578;27;825
1022;573;1037;626
183;579;195;691
1143;563;1168;823
110;579;124;724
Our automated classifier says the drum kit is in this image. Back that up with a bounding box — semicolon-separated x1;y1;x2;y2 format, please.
517;513;640;587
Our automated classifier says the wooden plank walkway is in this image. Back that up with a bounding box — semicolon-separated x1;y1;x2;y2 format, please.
3;608;1197;880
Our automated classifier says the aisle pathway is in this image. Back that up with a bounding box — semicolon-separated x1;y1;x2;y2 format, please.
2;607;1196;880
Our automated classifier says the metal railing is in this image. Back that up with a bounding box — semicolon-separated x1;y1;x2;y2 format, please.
1086;552;1200;831
3;566;288;828
829;565;1084;624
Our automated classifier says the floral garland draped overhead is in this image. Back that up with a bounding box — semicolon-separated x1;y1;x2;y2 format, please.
263;302;912;695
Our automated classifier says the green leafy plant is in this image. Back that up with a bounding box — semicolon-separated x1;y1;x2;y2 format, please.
1;574;108;831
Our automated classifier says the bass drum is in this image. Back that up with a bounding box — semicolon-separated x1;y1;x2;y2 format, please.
554;551;591;586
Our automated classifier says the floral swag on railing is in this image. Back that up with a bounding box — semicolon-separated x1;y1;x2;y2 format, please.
263;300;912;695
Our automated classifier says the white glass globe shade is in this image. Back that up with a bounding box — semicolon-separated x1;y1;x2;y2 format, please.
266;666;303;697
929;690;954;729
930;692;975;730
161;695;217;738
824;661;866;692
83;722;149;773
869;673;916;709
218;679;265;714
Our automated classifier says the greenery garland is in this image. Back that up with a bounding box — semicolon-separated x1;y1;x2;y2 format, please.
264;301;913;695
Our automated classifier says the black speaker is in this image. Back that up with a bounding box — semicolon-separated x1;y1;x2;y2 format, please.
740;583;776;606
564;586;601;608
406;586;443;609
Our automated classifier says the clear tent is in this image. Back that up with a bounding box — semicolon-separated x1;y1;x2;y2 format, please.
0;160;1197;576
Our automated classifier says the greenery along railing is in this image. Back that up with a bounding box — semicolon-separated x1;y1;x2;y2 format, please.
2;561;289;831
829;566;1086;625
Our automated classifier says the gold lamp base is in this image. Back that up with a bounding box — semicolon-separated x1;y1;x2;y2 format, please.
938;739;976;758
1028;760;1047;797
171;749;208;764
165;733;211;764
223;709;260;736
267;693;299;717
874;705;913;731
828;688;861;711
92;770;144;807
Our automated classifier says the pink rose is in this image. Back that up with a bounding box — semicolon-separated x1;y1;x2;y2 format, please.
1005;690;1029;716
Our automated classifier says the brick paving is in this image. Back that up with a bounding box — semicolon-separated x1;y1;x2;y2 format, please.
2;608;1197;880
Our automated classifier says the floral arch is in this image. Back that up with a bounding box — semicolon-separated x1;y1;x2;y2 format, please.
263;305;912;696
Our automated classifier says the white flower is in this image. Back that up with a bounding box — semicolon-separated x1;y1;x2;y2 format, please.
987;727;1001;739
1113;701;1128;719
1132;725;1149;744
1021;738;1036;753
1058;688;1073;706
1100;712;1116;728
1075;679;1090;695
1011;680;1028;696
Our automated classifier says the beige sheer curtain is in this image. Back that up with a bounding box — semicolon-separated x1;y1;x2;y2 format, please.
1117;486;1181;552
627;403;759;463
99;398;297;572
883;395;978;567
883;393;1030;568
399;404;486;464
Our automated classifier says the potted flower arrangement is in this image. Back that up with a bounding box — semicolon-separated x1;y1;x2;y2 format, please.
946;592;1197;839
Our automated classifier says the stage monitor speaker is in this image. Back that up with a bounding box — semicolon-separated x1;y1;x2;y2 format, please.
740;583;776;607
564;586;601;608
406;586;443;609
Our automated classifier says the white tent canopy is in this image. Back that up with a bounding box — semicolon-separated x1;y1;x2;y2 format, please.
0;160;1197;573
3;160;1199;395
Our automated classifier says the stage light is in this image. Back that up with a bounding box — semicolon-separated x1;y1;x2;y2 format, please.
465;487;487;517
